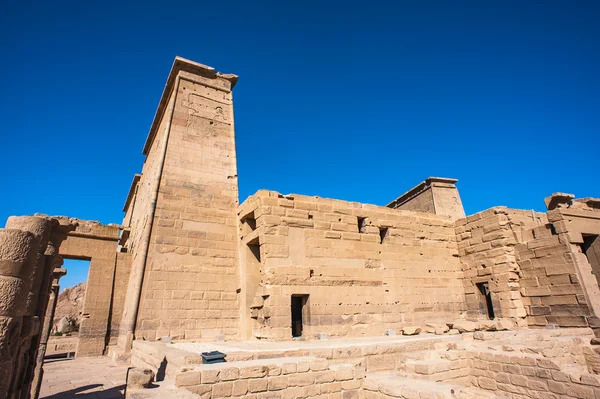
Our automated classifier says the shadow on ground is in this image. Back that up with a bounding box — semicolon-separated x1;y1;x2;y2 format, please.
42;384;125;399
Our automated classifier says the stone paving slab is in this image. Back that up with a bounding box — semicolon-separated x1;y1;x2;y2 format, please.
40;357;129;399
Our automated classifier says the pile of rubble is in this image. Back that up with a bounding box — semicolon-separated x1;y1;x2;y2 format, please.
399;318;514;336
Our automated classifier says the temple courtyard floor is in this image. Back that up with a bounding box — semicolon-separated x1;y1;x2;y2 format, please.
40;356;127;398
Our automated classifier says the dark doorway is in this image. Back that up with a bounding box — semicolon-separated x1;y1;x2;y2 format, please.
291;295;308;337
476;282;495;320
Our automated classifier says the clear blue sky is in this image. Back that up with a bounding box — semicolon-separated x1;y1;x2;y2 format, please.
1;1;599;288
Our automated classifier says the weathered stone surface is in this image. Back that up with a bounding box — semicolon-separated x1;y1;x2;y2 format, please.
402;326;422;335
425;323;449;334
127;368;154;389
453;320;478;333
495;319;514;331
477;320;496;331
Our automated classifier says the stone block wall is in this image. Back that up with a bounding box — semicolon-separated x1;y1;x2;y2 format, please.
455;207;543;322
468;346;600;398
516;225;592;327
546;205;600;324
457;201;600;329
514;202;600;329
174;356;362;398
238;190;467;340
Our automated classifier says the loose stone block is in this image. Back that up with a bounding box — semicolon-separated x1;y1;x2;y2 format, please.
402;326;421;335
127;368;154;389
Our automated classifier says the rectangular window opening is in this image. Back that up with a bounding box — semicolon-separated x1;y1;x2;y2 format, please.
241;212;257;236
247;243;261;263
379;227;389;244
476;282;495;320
291;295;309;338
357;217;367;233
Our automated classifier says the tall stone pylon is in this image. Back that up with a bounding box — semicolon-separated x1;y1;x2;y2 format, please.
117;57;240;353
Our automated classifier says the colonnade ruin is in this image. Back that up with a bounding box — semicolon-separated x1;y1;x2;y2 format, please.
2;57;600;399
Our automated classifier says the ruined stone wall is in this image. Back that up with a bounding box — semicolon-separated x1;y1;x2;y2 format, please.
132;65;240;342
547;205;600;323
238;190;467;340
456;207;545;323
456;202;600;329
513;202;600;329
516;226;591;327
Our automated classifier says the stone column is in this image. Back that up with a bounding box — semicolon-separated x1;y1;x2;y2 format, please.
0;216;52;399
30;266;66;399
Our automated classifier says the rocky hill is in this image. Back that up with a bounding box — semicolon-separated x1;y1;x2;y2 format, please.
53;282;86;331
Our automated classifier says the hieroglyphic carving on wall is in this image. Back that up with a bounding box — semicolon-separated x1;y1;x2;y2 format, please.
181;92;231;137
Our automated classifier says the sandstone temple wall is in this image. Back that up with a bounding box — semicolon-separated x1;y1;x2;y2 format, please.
515;200;600;330
238;190;468;340
457;198;600;330
456;207;545;323
515;224;592;328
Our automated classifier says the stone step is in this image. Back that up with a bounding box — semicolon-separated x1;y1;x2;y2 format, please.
128;378;199;399
173;355;360;398
131;340;204;380
398;354;472;383
405;358;453;375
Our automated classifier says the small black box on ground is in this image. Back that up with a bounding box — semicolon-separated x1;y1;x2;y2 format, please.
201;351;226;364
